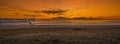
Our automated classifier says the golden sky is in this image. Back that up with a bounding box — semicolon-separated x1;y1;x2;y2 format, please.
0;0;120;19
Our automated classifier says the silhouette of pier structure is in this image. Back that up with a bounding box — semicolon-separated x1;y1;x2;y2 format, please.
0;18;35;25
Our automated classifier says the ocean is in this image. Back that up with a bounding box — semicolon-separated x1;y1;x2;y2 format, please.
0;20;120;25
33;20;120;25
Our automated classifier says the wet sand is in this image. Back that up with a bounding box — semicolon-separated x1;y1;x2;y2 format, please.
0;25;120;30
0;25;120;44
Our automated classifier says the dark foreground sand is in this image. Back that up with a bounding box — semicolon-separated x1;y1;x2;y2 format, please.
0;25;120;44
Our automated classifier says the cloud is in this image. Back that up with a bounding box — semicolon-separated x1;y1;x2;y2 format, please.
41;9;67;15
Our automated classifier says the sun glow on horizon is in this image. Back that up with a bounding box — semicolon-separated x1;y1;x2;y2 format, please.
0;0;120;19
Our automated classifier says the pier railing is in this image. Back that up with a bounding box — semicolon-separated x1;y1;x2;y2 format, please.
0;18;35;23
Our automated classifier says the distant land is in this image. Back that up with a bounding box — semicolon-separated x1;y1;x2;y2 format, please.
0;16;120;20
51;16;120;20
52;17;96;20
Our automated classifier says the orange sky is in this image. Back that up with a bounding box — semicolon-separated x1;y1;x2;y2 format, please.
0;0;120;19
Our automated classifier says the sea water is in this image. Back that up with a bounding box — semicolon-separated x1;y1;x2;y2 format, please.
0;20;120;25
33;20;120;25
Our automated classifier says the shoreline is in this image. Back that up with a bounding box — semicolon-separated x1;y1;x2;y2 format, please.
0;25;120;30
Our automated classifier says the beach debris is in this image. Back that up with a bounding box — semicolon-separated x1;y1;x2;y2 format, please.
73;28;81;31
